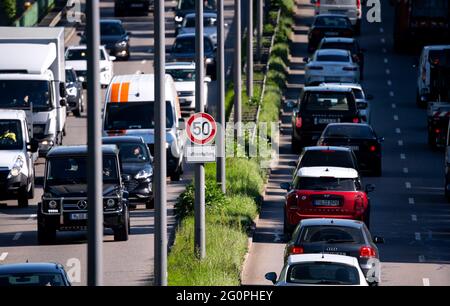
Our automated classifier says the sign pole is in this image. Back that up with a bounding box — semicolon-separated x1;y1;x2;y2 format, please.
194;0;206;259
257;0;263;61
234;0;242;138
247;0;253;98
217;0;226;193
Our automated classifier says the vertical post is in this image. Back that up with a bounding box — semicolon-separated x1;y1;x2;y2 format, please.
86;0;103;286
217;0;226;193
247;0;253;98
234;0;242;136
154;0;167;286
195;0;206;259
257;0;263;61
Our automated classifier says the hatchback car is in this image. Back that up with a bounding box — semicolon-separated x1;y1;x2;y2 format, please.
284;218;384;285
308;14;354;52
0;263;71;286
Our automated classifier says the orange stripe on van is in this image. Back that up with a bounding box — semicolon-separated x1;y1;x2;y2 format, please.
110;83;120;102
119;82;130;103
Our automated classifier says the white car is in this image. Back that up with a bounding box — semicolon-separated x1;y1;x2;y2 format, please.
319;83;373;123
265;254;368;286
313;0;362;34
65;45;115;88
165;62;210;112
304;49;359;86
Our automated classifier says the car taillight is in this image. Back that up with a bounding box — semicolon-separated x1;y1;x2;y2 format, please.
352;117;359;123
360;246;376;258
435;128;441;134
343;66;358;71
296;117;302;128
288;246;304;255
354;196;364;213
308;66;324;70
369;145;377;152
316;0;320;8
356;0;361;10
344;30;353;37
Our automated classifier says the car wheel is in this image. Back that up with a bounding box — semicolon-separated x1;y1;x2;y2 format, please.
72;105;81;117
113;212;129;241
145;198;155;209
18;188;29;208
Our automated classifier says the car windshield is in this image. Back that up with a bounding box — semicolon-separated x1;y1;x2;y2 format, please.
179;0;216;10
173;37;213;53
287;262;360;285
104;101;174;130
166;69;196;82
302;92;352;111
300;150;355;168
0;273;66;286
324;125;375;139
0;120;23;150
299;226;365;244
65;70;76;83
184;16;217;27
293;177;357;191
66;49;106;61
100;22;125;36
0;80;52;111
316;54;349;62
352;88;364;99
315;16;351;28
321;42;356;54
116;143;151;163
46;156;119;185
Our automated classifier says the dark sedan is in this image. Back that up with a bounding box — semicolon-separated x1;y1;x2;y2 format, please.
284;218;384;286
0;263;71;286
317;123;384;176
308;14;354;53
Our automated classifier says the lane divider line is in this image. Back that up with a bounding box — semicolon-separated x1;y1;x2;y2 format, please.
396;128;401;134
409;198;415;205
392;103;396;108
403;167;409;173
384;58;388;63
389;91;395;97
28;214;37;221
0;252;7;261
415;232;421;240
398;140;404;146
423;278;430;286
400;153;406;159
380;27;384;33
386;68;390;74
387;80;392;86
405;182;412;189
394;115;398;121
411;214;417;222
13;233;22;241
381;38;386;44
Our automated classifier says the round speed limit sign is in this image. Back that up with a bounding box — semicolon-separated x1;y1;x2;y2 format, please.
186;112;217;145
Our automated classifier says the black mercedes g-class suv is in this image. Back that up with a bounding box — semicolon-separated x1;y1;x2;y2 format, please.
37;145;130;244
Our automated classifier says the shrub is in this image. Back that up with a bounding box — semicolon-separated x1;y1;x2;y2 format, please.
280;0;295;15
268;11;278;24
268;56;287;75
263;23;275;36
226;158;265;199
0;0;16;25
271;43;290;65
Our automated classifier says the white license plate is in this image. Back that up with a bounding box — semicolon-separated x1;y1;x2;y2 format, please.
70;213;88;220
325;31;339;36
317;118;338;124
325;251;347;255
314;199;340;206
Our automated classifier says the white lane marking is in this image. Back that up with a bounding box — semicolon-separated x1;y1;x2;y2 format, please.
403;167;409;173
380;27;384;33
415;232;421;240
28;214;37;221
392;103;396;108
428;230;432;240
389;91;395;97
396;128;401;134
394;115;399;120
409;197;415;205
0;252;7;261
398;140;404;146
141;60;147;64
274;231;284;242
13;233;22;241
387;80;392;86
384;58;388;63
411;214;417;222
381;38;386;44
382;48;387;53
423;278;430;286
405;182;412;189
135;70;142;74
419;255;425;263
386;68;391;74
400;153;406;159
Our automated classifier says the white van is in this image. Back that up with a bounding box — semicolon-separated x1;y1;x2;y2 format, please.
314;0;362;34
102;74;186;181
0;110;38;207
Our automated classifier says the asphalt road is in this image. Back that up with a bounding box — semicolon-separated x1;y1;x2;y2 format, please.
242;0;450;286
0;0;238;285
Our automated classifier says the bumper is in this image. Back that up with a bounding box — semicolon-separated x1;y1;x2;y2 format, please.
0;173;28;199
39;211;126;231
306;75;358;86
179;96;195;109
106;45;129;59
286;210;366;227
360;260;381;284
127;179;153;202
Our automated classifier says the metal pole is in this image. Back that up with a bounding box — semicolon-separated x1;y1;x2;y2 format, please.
217;0;226;194
257;0;263;61
247;0;254;98
154;0;167;286
86;0;103;286
234;0;242;136
195;0;206;260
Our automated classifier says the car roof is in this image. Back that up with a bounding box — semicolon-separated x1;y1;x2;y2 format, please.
299;218;365;229
315;49;350;56
303;146;351;152
319;83;362;90
315;14;351;19
287;254;359;266
321;37;355;44
175;33;211;40
102;136;146;144
184;12;217;19
66;45;106;51
0;109;27;120
303;85;353;93
325;122;371;129
0;262;66;274
100;19;123;24
46;145;118;158
165;61;195;69
296;166;358;179
423;45;450;51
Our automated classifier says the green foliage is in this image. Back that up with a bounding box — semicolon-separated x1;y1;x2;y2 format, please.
263;23;275;36
271;43;290;65
0;0;16;25
280;0;295;15
268;11;278;24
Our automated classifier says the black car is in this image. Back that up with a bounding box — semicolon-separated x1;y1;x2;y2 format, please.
317;123;383;176
114;0;153;17
0;263;71;286
37;145;130;244
103;136;154;209
80;20;131;60
284;218;384;285
174;0;217;26
308;14;354;53
317;37;366;80
291;86;360;152
170;33;217;79
290;146;359;179
65;67;84;117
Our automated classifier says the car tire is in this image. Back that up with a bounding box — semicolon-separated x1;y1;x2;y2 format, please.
18;188;29;208
145;198;155;209
73;103;82;117
113;210;129;241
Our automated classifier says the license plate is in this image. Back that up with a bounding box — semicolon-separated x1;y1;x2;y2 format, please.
325;251;347;255
325;31;339;36
348;145;359;151
131;3;144;7
317;118;338;124
330;10;346;15
70;213;88;220
313;199;340;206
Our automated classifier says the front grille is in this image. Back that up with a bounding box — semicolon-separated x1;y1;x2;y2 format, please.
33;124;46;139
63;198;87;211
125;179;139;192
178;91;194;97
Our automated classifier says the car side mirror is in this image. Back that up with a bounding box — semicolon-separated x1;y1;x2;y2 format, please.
365;184;375;193
303;57;310;63
27;140;39;153
286;99;298;110
373;236;385;244
121;174;131;182
378;136;385;142
265;272;277;284
59;82;67;97
178;117;185;130
60;99;67;107
110;56;117;61
280;182;292;191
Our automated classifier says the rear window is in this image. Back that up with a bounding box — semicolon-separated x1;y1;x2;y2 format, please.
299;150;355;168
314;16;351;28
316;54;349;62
323;125;375;139
352;88;364;99
301;92;353;112
0;273;66;286
293;177;358;191
66;49;106;61
298;226;365;244
173;36;213;53
287;262;360;285
320;42;356;54
429;49;450;67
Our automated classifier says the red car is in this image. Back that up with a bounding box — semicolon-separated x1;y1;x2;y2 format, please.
281;166;374;233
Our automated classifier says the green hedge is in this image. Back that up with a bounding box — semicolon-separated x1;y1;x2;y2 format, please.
0;0;16;25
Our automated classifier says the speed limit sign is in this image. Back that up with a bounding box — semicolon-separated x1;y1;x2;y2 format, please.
186;112;217;145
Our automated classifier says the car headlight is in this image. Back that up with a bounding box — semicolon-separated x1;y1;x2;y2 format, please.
115;40;128;47
41;139;54;146
48;200;58;209
66;87;77;97
78;76;85;82
8;156;24;178
175;15;183;22
106;198;116;208
135;167;153;179
205;58;213;64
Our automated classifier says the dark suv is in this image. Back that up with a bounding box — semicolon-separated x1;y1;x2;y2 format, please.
291;86;360;152
37;145;130;244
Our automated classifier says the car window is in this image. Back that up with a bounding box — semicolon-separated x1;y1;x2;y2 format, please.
179;0;216;10
321;42;356;54
302;92;351;111
184;16;217;27
287;262;360;285
314;16;351;28
116;143;151;163
298;226;365;244
299;150;356;168
352;88;364;99
166;69;196;82
66;49;106;61
316;54;349;62
173;37;213;53
293;176;357;191
65;70;76;83
0;273;66;286
0;119;23;150
100;22;125;36
323;125;375;139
